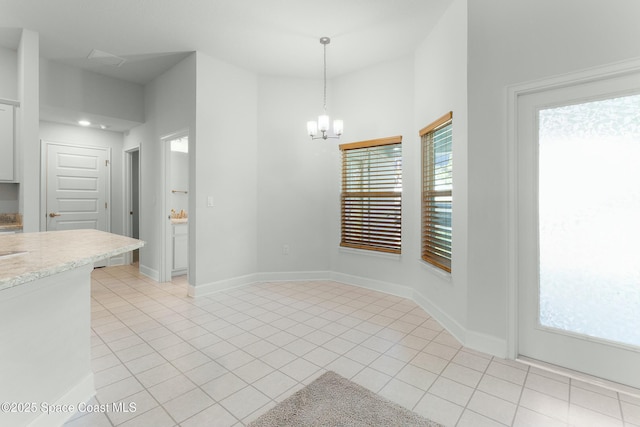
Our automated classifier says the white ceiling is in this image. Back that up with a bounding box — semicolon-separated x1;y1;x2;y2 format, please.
0;0;452;84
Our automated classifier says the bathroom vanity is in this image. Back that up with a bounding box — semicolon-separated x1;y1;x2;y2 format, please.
171;219;188;276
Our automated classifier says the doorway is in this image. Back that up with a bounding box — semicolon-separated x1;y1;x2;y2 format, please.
513;67;640;388
43;142;110;232
125;147;140;265
162;131;189;282
42;141;111;267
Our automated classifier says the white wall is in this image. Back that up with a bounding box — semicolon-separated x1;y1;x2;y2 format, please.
328;56;416;292
256;76;332;275
412;0;469;342
18;29;39;232
39;121;125;235
40;59;144;124
192;52;258;292
124;53;196;280
466;0;640;344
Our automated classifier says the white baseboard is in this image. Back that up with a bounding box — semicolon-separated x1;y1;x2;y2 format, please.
255;270;331;282
330;271;414;299
412;289;467;346
466;330;508;358
29;373;95;427
188;273;260;297
139;264;159;282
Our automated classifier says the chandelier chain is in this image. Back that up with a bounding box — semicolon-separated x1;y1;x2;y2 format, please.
323;42;327;113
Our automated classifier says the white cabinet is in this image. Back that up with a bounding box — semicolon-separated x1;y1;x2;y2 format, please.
0;103;15;182
172;222;188;275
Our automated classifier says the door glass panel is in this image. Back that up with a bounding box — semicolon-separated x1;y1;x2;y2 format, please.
538;93;640;347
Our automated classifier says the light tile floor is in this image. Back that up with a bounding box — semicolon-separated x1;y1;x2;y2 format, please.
64;264;640;427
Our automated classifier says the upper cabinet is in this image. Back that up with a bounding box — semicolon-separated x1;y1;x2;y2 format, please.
0;102;16;181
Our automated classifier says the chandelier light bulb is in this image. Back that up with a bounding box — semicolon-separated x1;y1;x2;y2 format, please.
333;119;343;136
318;114;330;132
307;121;318;137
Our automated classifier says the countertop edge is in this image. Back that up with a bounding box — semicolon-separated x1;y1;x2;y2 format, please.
0;241;144;292
0;225;23;232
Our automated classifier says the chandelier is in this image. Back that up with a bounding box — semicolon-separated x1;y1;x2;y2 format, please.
307;37;343;140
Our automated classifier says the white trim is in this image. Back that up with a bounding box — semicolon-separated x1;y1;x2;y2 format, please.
466;330;508;359
123;145;140;265
517;356;640;399
40;140;112;235
412;288;466;347
330;271;413;299
188;273;260;298
139;264;160;282
255;270;331;282
506;56;640;360
338;246;402;261
28;374;95;427
418;258;453;283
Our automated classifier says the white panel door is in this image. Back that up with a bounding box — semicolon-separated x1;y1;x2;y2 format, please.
45;143;109;233
517;71;640;388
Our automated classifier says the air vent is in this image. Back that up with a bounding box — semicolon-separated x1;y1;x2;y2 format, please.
87;49;126;67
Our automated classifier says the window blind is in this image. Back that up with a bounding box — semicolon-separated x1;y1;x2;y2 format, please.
340;136;402;254
420;112;452;272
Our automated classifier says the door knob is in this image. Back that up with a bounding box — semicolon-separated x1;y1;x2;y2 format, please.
49;212;61;217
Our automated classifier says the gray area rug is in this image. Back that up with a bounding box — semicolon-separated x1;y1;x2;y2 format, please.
248;371;443;427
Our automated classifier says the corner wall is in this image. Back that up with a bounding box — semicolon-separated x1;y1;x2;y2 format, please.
18;29;39;232
191;52;258;293
412;0;470;346
256;76;333;277
124;54;196;280
329;56;416;294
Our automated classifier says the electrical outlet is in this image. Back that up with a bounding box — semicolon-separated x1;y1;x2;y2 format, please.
207;196;214;207
282;244;290;255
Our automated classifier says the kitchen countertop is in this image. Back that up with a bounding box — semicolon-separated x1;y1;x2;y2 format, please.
0;229;144;291
0;224;23;232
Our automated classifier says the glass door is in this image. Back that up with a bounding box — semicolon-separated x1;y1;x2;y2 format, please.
538;94;640;348
517;71;640;388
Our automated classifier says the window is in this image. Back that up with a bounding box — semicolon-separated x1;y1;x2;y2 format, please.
340;136;402;254
420;112;453;272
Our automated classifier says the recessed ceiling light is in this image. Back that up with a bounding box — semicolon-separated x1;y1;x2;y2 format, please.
78;120;91;126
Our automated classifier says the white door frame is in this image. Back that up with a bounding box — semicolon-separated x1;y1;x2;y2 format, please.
40;140;111;234
160;129;189;283
123;145;140;266
506;57;640;360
